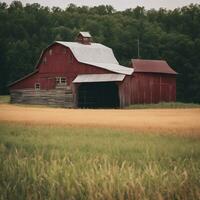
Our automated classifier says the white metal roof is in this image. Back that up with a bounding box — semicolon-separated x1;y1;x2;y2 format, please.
73;74;125;83
79;32;91;37
56;41;133;75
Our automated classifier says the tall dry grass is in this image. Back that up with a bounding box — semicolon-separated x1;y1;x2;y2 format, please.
0;123;200;200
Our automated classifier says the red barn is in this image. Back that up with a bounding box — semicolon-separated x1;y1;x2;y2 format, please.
9;32;177;108
126;59;177;105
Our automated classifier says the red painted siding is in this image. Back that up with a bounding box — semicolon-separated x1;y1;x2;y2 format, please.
10;43;111;90
119;72;176;106
10;73;40;90
10;43;176;107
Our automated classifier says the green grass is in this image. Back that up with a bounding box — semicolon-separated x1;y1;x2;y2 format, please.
0;95;10;103
127;102;200;109
0;123;200;200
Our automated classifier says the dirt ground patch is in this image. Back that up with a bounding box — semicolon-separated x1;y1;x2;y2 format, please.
0;104;200;135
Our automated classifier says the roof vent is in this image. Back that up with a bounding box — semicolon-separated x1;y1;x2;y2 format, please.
76;31;92;45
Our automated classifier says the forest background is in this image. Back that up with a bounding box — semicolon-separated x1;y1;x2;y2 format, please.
0;1;200;102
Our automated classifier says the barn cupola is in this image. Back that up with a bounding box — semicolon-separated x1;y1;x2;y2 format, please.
76;32;92;45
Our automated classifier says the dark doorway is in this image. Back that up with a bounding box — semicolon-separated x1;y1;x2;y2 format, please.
77;82;119;108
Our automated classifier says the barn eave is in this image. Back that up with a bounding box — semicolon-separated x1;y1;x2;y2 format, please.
73;74;126;83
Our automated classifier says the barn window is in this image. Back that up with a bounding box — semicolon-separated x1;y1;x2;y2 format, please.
35;83;40;90
69;54;73;64
43;57;47;64
64;48;67;54
56;77;67;85
49;49;52;55
56;77;60;84
61;77;66;84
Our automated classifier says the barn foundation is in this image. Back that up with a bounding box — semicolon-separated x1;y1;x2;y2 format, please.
10;87;74;107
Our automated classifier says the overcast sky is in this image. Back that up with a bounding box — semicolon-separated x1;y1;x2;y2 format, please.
2;0;200;10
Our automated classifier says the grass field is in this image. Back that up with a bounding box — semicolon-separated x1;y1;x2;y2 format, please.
0;122;200;200
0;97;200;199
1;104;200;135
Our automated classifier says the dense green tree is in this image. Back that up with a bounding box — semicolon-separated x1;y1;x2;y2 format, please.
0;1;200;103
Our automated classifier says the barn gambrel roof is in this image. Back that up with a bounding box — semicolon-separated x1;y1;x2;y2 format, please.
56;41;134;75
8;41;134;87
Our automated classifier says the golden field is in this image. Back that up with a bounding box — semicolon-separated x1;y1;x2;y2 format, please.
0;104;200;135
0;101;200;199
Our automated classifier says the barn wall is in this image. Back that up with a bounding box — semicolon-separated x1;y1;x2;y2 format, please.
9;43;112;107
9;43;177;108
10;73;40;90
119;73;176;107
10;43;110;90
10;86;74;107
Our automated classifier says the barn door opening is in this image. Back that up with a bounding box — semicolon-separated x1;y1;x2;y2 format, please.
77;82;119;108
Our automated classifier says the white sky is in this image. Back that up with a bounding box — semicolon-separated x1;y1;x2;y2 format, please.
2;0;200;10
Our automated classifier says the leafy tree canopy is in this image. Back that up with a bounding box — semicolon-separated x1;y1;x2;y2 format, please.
0;1;200;102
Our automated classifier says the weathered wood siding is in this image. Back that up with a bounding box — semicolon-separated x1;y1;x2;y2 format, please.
9;43;177;108
9;43;112;107
10;86;74;107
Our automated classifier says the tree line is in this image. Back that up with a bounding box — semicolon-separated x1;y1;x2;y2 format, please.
0;1;200;102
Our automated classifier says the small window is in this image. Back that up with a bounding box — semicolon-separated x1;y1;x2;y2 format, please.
35;83;40;90
69;54;73;64
56;77;60;84
43;57;47;64
61;77;66;84
49;49;52;55
63;48;67;54
56;77;67;85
